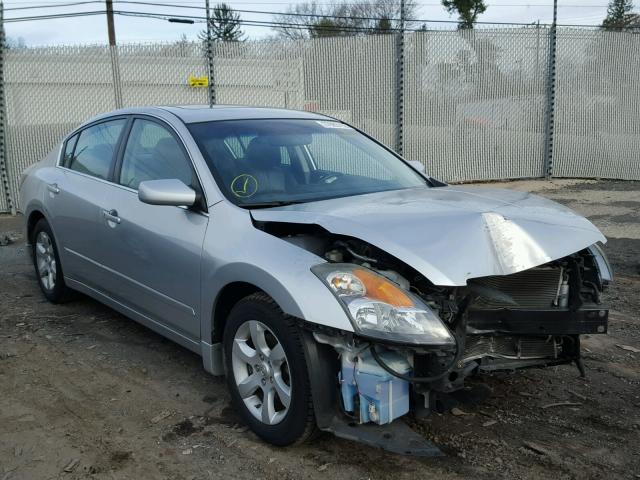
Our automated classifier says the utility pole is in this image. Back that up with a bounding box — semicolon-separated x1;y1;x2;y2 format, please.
105;0;122;107
106;0;116;46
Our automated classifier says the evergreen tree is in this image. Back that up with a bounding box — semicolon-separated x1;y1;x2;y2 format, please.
602;0;634;30
442;0;487;29
201;3;244;42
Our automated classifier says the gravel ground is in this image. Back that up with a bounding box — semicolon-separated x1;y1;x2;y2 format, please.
1;179;639;480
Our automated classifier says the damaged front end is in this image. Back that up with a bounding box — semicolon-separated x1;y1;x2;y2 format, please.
296;234;613;453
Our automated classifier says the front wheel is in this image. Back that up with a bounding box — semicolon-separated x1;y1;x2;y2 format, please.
224;293;316;446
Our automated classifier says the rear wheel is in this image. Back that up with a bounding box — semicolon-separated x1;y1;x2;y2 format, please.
31;218;74;303
224;292;316;446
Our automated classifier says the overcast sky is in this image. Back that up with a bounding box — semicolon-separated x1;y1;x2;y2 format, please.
4;0;637;46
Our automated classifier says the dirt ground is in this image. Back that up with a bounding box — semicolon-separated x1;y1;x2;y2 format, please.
1;179;639;480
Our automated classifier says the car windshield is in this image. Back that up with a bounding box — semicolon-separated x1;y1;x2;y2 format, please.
188;118;428;207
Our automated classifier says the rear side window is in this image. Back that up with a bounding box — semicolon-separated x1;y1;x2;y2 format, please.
65;119;126;180
119;119;194;190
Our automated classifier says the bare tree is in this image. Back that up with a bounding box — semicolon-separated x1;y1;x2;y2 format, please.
272;0;417;39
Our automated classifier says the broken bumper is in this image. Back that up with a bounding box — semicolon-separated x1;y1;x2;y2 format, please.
301;300;609;456
308;304;609;421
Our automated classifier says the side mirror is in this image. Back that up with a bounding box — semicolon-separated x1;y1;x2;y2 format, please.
408;160;426;174
138;179;196;207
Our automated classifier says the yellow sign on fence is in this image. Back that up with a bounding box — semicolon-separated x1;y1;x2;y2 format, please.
188;75;209;87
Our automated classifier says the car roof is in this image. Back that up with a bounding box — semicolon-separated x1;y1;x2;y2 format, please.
90;105;334;125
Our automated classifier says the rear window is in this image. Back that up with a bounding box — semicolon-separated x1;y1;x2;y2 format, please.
65;119;126;180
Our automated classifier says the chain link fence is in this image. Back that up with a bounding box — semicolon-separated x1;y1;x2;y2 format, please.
553;28;640;179
0;27;639;213
210;34;398;148
404;27;550;182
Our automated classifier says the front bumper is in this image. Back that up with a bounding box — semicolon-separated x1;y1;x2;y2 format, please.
302;304;608;456
326;303;609;418
414;304;609;393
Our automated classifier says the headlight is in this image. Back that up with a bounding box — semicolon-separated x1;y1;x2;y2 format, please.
588;242;613;284
312;263;455;345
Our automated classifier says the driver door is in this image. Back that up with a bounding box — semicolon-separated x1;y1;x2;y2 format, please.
98;117;209;341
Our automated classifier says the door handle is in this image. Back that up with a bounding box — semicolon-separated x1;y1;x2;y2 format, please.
102;209;121;225
47;183;60;194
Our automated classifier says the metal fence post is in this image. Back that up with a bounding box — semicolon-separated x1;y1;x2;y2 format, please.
535;20;541;73
543;2;558;178
0;1;15;215
205;0;216;107
395;0;406;156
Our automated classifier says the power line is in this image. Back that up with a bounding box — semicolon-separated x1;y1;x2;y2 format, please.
116;0;614;8
2;0;619;10
4;8;610;29
116;9;420;31
0;0;621;32
13;1;603;26
4;10;109;22
1;9;368;30
131;10;615;28
0;4;511;26
4;1;102;10
116;8;536;27
0;8;487;29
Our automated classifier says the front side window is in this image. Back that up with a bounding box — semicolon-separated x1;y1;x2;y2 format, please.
119;119;194;190
188;119;427;206
66;119;126;180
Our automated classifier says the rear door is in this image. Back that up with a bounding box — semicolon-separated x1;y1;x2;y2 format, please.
97;116;209;340
51;117;128;289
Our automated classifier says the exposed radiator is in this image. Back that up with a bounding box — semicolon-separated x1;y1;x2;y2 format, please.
471;267;563;309
463;335;560;361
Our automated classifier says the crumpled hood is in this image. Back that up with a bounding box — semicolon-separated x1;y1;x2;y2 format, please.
250;186;606;286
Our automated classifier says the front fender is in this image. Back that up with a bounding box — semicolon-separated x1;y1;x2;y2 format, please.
211;261;306;319
200;202;354;346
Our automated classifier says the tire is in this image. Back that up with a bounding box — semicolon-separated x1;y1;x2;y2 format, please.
224;292;316;446
31;218;74;303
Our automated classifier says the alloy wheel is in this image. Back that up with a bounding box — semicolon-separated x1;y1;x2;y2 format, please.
35;231;56;291
231;320;292;425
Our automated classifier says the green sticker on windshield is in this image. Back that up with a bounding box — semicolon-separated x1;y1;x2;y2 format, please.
231;174;258;198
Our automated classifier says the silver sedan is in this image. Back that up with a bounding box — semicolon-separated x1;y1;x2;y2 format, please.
19;106;613;453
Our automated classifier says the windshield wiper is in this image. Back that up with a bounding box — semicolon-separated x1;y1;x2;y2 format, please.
241;200;305;209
